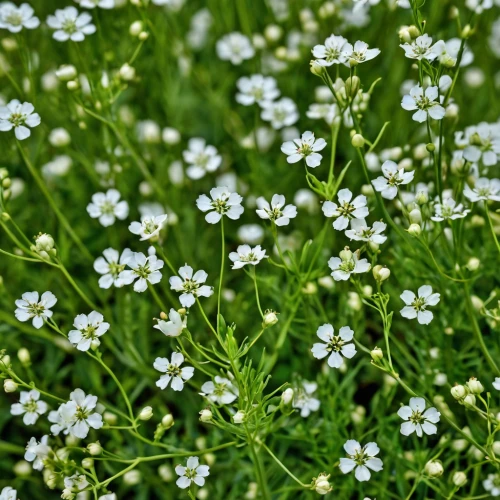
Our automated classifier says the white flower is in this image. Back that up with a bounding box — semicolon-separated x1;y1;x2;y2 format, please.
196;186;244;223
236;75;280;106
119;251;164;293
0;3;39;32
68;311;110;351
154;308;186;337
154;352;194;391
201;376;238;404
281;131;327;168
64;474;89;493
431;198;470;221
345;219;387;244
311;324;357;368
339;440;383;482
229;244;268;269
0;99;41;140
401;85;445;123
94;248;133;289
256;194;297;226
328;248;371;281
462;123;500;166
292;381;320;418
87;189;129;227
493;377;500;390
306;103;339;126
78;0;115;9
216;32;255;65
175;456;210;489
353;0;381;11
169;265;213;308
400;285;440;325
342;40;380;66
484;473;500;497
372;160;415;200
0;487;17;500
46;7;96;42
24;435;50;471
129;214;168;241
312;35;349;66
15;291;57;329
466;0;494;14
463;177;500;202
398;397;440;437
400;34;438;61
10;390;47;425
260;97;299;130
183;138;222;180
322;188;369;231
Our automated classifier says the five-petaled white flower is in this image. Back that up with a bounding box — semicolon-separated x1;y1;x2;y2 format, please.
328;248;371;281
229;244;268;269
87;189;129;227
24;435;50;471
0;99;41;140
402;85;445;123
345;219;387;244
129;214;168;241
216;32;255;65
312;34;349;66
400;34;438;61
463;177;500;202
15;291;57;329
78;0;115;9
400;285;440;325
256;194;297;226
342;40;380;66
0;3;39;32
260;97;299;130
339;440;383;482
431;198;470;221
322;188;369;231
398;397;440;437
281;131;327;168
47;7;96;42
292;381;320;418
175;456;210;489
154;352;194;391
63;474;89;496
493;377;500;391
196;186;244;224
201;376;238;404
169;265;213;308
94;248;133;288
372;160;415;200
311;324;357;368
119;251;164;293
236;75;280;106
154;308;186;337
0;487;17;500
10;390;47;425
68;311;110;351
483;473;500;497
183;138;222;180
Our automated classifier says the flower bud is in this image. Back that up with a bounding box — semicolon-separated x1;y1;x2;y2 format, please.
129;21;143;37
87;442;102;456
339;247;353;261
415;191;428;205
408;25;420;38
138;31;149;41
407;224;421;236
199;408;213;422
17;348;30;365
264;24;283;42
82;458;94;469
35;233;55;254
262;310;278;328
158;464;174;482
232;410;246;424
424;460;444;478
56;64;77;81
409;209;422;224
162;127;181;145
67;80;79;91
351;134;365;148
370;347;383;362
466;257;480;272
103;411;117;425
452;471;467;487
123;470;141;486
49;128;71;147
312;473;332;495
398;26;411;43
280;388;294;413
461;24;472;39
466;377;484;394
372;265;390;282
119;63;136;82
345;76;361;98
471;295;483;311
14;460;31;476
310;60;326;77
463;394;476;408
451;384;467;400
138;406;153;421
347;292;362;311
3;379;17;393
161;413;174;429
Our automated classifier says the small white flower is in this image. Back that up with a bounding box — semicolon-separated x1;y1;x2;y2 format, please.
169;265;213;308
10;390;47;425
93;248;133;289
196;186;244;224
154;352;194;391
281;131;327;168
216;32;255;65
306;103;339;126
311;324;357;368
372;160;415;200
201;376;238;404
400;34;438;61
260;97;299;130
462;123;500;166
46;7;96;42
328;248;371;281
322;188;369;231
129;214;168;241
339;440;383;482
175;456;210;489
78;0;115;9
401;85;445;122
68;311;110;351
24;435;50;471
183;138;222;180
229;244;268;269
154;308;186;337
484;473;500;497
64;474;89;493
87;189;129;227
493;377;500;391
0;3;39;32
292;381;320;418
463;177;500;203
256;194;297;226
398;397;440;437
15;291;57;329
353;0;381;11
0;487;17;500
236;74;280;106
342;40;380;66
312;35;349;66
0;99;41;140
466;0;494;14
431;198;470;221
119;251;164;293
400;285;440;325
345;219;387;244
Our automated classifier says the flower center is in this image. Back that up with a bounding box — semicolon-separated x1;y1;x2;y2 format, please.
109;261;125;277
24;399;39;413
182;278;200;293
62;19;78;34
327;335;345;352
409;410;425;425
211;198;229;214
167;364;181;377
338;202;355;217
9;112;26;127
240;252;258;263
338;259;355;273
411;297;427;311
213;382;228;396
5;12;23;26
185;467;197;479
143;219;159;235
325;47;341;62
75;406;90;421
100;201;115;215
298;143;313;156
28;302;45;317
135;264;152;280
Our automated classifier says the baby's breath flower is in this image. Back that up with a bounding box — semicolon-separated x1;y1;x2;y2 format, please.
343;40;381;66
129;214;168;241
328;248;371;281
0;3;39;33
402;85;445;122
10;390;47;425
339;440;383;482
196;186;244;224
463;177;500;202
216;32;255;65
201;376;238;405
119;251;164;293
154;308;186;337
400;285;440;325
229;244;268;269
68;311;110;351
93;248;133;288
256;194;297;226
312;34;349;66
46;7;96;42
15;291;57;329
87;189;129;227
236;74;280;106
281;131;327;168
24;435;50;471
398;397;440;437
0;99;40;140
154;352;194;391
323;188;369;231
169;264;213;308
400;34;438;61
372;160;415;200
431;198;470;221
183;138;222;180
260;97;299;130
292;380;320;418
311;324;357;368
175;456;210;489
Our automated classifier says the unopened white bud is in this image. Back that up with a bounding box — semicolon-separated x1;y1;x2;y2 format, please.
17;348;30;364
129;21;143;37
451;385;467;400
104;411;117;425
199;409;213;422
87;442;102;456
264;24;283;42
123;469;141;485
313;473;332;494
49;128;71;147
56;64;77;81
471;295;483;311
263;310;278;328
424;460;444;478
372;265;390;282
82;457;94;469
351;134;365;148
14;460;31;476
162;127;181;145
409;209;422;224
138;406;153;421
233;410;246;424
463;394;476;408
466;257;480;272
119;63;136;82
281;388;294;407
4;379;17;393
370;347;383;362
415;191;429;205
452;471;467;487
158;464;174;482
466;377;483;394
161;414;174;429
407;224;421;236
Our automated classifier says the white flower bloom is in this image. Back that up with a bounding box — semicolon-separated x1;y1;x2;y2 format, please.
493;377;500;390
46;7;96;42
431;198;470;221
372;160;415;200
0;99;41;140
353;0;381;11
464;177;500;202
462;123;500;166
237;224;265;244
0;3;39;32
154;352;194;391
398;397;440;437
400;34;438;61
306;103;339;126
229;244;268;269
216;32;255;65
312;35;349;66
196;186;244;223
94;248;133;289
78;0;115;9
342;40;380;66
119;251;164;293
169;265;213;308
183;138;222;180
400;285;440;325
345;218;387;244
87;189;129;227
24;435;50;471
15;291;57;329
236;74;280;106
339;440;383;482
292;381;320;418
466;0;493;14
311;324;357;368
484;473;500;497
256;194;297;226
260;97;299;130
201;376;238;404
322;188;369;231
401;85;445;122
129;214;168;241
281;131;327;168
328;248;370;281
64;474;89;493
0;487;17;500
68;311;110;351
154;308;186;337
175;456;210;489
10;390;47;425
98;494;117;500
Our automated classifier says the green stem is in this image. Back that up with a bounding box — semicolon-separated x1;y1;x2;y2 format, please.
252;267;264;318
217;218;225;334
485;208;500;256
58;260;99;310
